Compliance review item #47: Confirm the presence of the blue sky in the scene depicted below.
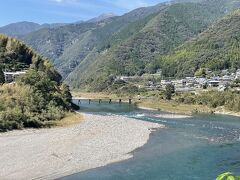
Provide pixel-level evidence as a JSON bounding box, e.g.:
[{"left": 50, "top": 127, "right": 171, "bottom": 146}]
[{"left": 0, "top": 0, "right": 168, "bottom": 26}]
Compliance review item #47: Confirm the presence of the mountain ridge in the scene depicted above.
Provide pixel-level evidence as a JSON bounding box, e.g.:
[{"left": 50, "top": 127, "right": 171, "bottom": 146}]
[
  {"left": 157, "top": 9, "right": 240, "bottom": 78},
  {"left": 11, "top": 0, "right": 240, "bottom": 91},
  {"left": 88, "top": 13, "right": 117, "bottom": 23},
  {"left": 21, "top": 1, "right": 169, "bottom": 78},
  {"left": 0, "top": 21, "right": 68, "bottom": 36},
  {"left": 65, "top": 0, "right": 240, "bottom": 90}
]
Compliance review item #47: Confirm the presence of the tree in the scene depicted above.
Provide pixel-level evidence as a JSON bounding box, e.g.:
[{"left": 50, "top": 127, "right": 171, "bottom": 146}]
[
  {"left": 202, "top": 83, "right": 208, "bottom": 89},
  {"left": 61, "top": 84, "right": 72, "bottom": 108},
  {"left": 0, "top": 34, "right": 75, "bottom": 132},
  {"left": 195, "top": 68, "right": 207, "bottom": 77},
  {"left": 165, "top": 84, "right": 175, "bottom": 100},
  {"left": 0, "top": 68, "right": 5, "bottom": 84}
]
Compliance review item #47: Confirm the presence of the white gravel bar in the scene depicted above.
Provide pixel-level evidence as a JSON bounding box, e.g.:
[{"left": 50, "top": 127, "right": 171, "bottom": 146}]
[{"left": 0, "top": 113, "right": 163, "bottom": 180}]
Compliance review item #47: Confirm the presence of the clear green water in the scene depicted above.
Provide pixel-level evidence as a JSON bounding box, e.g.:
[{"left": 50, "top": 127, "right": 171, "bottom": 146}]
[{"left": 63, "top": 100, "right": 240, "bottom": 180}]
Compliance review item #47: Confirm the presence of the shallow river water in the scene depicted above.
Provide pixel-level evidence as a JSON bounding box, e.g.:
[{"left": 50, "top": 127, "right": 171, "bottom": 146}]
[{"left": 63, "top": 100, "right": 240, "bottom": 180}]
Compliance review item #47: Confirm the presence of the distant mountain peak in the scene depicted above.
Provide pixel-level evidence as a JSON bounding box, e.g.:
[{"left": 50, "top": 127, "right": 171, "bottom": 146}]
[
  {"left": 0, "top": 21, "right": 68, "bottom": 36},
  {"left": 7, "top": 21, "right": 40, "bottom": 26},
  {"left": 0, "top": 22, "right": 41, "bottom": 36},
  {"left": 99, "top": 13, "right": 116, "bottom": 17},
  {"left": 88, "top": 13, "right": 117, "bottom": 23}
]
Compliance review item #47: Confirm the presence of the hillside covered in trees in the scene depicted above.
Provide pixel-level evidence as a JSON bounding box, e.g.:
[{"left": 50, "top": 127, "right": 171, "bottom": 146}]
[
  {"left": 65, "top": 0, "right": 240, "bottom": 91},
  {"left": 0, "top": 34, "right": 75, "bottom": 132},
  {"left": 157, "top": 10, "right": 240, "bottom": 78},
  {"left": 16, "top": 0, "right": 240, "bottom": 91},
  {"left": 0, "top": 21, "right": 67, "bottom": 36},
  {"left": 21, "top": 3, "right": 168, "bottom": 79}
]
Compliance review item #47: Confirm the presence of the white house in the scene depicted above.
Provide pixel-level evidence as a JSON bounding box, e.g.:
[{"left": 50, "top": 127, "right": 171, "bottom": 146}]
[
  {"left": 4, "top": 71, "right": 26, "bottom": 83},
  {"left": 208, "top": 80, "right": 220, "bottom": 87},
  {"left": 235, "top": 69, "right": 240, "bottom": 79}
]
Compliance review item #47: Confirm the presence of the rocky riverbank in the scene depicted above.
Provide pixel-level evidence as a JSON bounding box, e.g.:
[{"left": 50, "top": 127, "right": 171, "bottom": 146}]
[{"left": 0, "top": 113, "right": 163, "bottom": 180}]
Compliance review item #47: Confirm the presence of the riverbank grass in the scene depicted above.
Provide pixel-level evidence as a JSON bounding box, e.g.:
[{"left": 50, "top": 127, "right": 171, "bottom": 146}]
[
  {"left": 56, "top": 112, "right": 83, "bottom": 127},
  {"left": 136, "top": 99, "right": 212, "bottom": 115}
]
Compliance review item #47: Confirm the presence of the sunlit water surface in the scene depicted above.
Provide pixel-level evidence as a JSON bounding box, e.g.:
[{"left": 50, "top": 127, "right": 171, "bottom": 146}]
[{"left": 62, "top": 100, "right": 240, "bottom": 180}]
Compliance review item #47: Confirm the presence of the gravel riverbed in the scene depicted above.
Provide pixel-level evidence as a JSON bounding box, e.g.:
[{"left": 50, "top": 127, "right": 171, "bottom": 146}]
[{"left": 0, "top": 113, "right": 163, "bottom": 180}]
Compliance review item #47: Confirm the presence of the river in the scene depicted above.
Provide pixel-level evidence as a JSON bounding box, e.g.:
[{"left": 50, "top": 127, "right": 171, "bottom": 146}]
[{"left": 63, "top": 99, "right": 240, "bottom": 180}]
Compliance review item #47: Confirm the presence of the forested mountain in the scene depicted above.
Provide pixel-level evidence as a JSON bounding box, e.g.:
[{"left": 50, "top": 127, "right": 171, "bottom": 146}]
[
  {"left": 157, "top": 10, "right": 240, "bottom": 78},
  {"left": 0, "top": 22, "right": 41, "bottom": 36},
  {"left": 19, "top": 0, "right": 240, "bottom": 91},
  {"left": 22, "top": 22, "right": 101, "bottom": 61},
  {"left": 65, "top": 0, "right": 240, "bottom": 90},
  {"left": 0, "top": 21, "right": 67, "bottom": 36},
  {"left": 0, "top": 34, "right": 74, "bottom": 131},
  {"left": 21, "top": 2, "right": 169, "bottom": 78}
]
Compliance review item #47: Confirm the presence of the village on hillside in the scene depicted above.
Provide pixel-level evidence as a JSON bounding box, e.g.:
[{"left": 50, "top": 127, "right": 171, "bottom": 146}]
[
  {"left": 3, "top": 68, "right": 240, "bottom": 93},
  {"left": 116, "top": 69, "right": 240, "bottom": 92}
]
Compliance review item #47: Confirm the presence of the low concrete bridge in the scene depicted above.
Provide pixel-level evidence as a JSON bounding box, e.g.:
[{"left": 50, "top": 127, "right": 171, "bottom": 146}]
[{"left": 74, "top": 98, "right": 133, "bottom": 105}]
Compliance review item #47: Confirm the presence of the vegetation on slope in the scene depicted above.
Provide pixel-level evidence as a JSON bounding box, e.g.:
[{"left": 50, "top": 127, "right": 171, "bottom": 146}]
[
  {"left": 157, "top": 10, "right": 240, "bottom": 78},
  {"left": 19, "top": 0, "right": 240, "bottom": 91},
  {"left": 0, "top": 22, "right": 43, "bottom": 36},
  {"left": 104, "top": 2, "right": 227, "bottom": 74},
  {"left": 22, "top": 22, "right": 100, "bottom": 63},
  {"left": 66, "top": 0, "right": 240, "bottom": 91},
  {"left": 0, "top": 34, "right": 76, "bottom": 132},
  {"left": 22, "top": 3, "right": 168, "bottom": 79},
  {"left": 0, "top": 21, "right": 67, "bottom": 36}
]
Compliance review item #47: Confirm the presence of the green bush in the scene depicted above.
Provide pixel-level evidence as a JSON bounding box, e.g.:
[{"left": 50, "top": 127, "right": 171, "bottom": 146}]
[
  {"left": 0, "top": 35, "right": 74, "bottom": 132},
  {"left": 176, "top": 91, "right": 240, "bottom": 112}
]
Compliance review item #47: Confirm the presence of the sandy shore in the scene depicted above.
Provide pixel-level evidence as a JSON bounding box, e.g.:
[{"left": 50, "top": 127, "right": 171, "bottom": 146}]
[
  {"left": 154, "top": 114, "right": 192, "bottom": 119},
  {"left": 139, "top": 106, "right": 240, "bottom": 118},
  {"left": 138, "top": 106, "right": 192, "bottom": 118},
  {"left": 215, "top": 111, "right": 240, "bottom": 117},
  {"left": 0, "top": 113, "right": 163, "bottom": 180}
]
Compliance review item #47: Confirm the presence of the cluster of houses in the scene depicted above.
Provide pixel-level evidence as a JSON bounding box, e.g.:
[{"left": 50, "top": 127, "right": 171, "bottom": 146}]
[
  {"left": 116, "top": 69, "right": 240, "bottom": 92},
  {"left": 4, "top": 68, "right": 239, "bottom": 92}
]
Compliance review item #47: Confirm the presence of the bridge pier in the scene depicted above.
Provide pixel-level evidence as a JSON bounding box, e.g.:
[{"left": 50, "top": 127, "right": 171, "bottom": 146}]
[{"left": 76, "top": 98, "right": 132, "bottom": 105}]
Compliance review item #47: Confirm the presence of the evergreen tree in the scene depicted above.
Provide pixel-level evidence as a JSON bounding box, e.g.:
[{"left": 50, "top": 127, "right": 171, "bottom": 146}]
[
  {"left": 61, "top": 84, "right": 72, "bottom": 107},
  {"left": 165, "top": 84, "right": 175, "bottom": 100}
]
